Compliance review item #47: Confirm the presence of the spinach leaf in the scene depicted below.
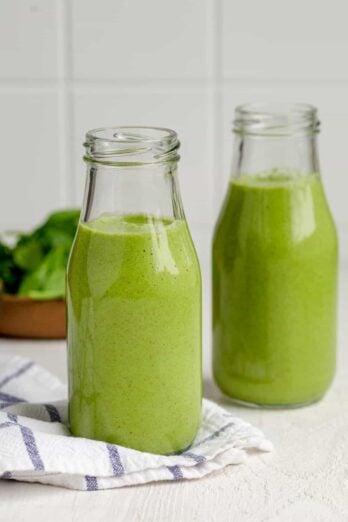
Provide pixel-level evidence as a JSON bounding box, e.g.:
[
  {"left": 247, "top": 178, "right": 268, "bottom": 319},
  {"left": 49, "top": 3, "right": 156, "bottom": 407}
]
[
  {"left": 18, "top": 245, "right": 70, "bottom": 300},
  {"left": 0, "top": 209, "right": 80, "bottom": 299},
  {"left": 0, "top": 242, "right": 23, "bottom": 294},
  {"left": 13, "top": 236, "right": 45, "bottom": 271}
]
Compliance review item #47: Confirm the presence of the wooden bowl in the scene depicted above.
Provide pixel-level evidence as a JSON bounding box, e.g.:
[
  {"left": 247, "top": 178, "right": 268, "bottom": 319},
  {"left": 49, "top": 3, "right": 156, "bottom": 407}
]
[{"left": 0, "top": 295, "right": 66, "bottom": 339}]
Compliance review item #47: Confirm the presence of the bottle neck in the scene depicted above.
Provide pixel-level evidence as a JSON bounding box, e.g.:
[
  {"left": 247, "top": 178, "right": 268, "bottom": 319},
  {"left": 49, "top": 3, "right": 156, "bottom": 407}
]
[
  {"left": 81, "top": 126, "right": 185, "bottom": 223},
  {"left": 231, "top": 102, "right": 320, "bottom": 179},
  {"left": 82, "top": 160, "right": 185, "bottom": 223},
  {"left": 230, "top": 133, "right": 320, "bottom": 179}
]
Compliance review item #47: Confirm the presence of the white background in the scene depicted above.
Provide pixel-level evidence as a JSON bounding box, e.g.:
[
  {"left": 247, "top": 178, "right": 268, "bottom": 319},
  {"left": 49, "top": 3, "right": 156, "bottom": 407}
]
[{"left": 0, "top": 0, "right": 347, "bottom": 269}]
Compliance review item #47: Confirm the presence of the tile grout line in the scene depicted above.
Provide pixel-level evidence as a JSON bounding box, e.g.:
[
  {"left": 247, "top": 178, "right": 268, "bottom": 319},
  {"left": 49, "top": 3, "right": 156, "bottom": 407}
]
[
  {"left": 0, "top": 76, "right": 348, "bottom": 92},
  {"left": 57, "top": 0, "right": 75, "bottom": 207},
  {"left": 4, "top": 77, "right": 348, "bottom": 90},
  {"left": 205, "top": 0, "right": 216, "bottom": 227},
  {"left": 199, "top": 0, "right": 222, "bottom": 336},
  {"left": 210, "top": 0, "right": 224, "bottom": 216}
]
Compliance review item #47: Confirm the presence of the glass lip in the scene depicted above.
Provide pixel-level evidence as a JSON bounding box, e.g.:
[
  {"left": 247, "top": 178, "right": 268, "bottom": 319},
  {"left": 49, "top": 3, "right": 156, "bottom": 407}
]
[
  {"left": 84, "top": 126, "right": 180, "bottom": 166},
  {"left": 234, "top": 102, "right": 320, "bottom": 136},
  {"left": 86, "top": 125, "right": 177, "bottom": 144}
]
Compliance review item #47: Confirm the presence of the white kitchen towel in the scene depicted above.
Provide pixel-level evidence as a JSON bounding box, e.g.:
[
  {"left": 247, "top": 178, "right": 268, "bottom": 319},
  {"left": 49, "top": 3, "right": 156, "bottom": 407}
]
[{"left": 0, "top": 353, "right": 272, "bottom": 490}]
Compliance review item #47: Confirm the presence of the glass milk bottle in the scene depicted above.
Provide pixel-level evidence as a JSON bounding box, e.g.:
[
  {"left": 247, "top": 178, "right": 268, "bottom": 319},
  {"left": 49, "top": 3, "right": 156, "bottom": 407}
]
[
  {"left": 213, "top": 104, "right": 338, "bottom": 407},
  {"left": 67, "top": 127, "right": 202, "bottom": 453}
]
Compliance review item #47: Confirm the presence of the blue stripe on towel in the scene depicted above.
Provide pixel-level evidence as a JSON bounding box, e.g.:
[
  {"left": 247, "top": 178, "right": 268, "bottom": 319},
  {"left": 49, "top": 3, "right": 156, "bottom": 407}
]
[
  {"left": 3, "top": 413, "right": 44, "bottom": 471},
  {"left": 19, "top": 425, "right": 45, "bottom": 471},
  {"left": 0, "top": 413, "right": 18, "bottom": 429},
  {"left": 0, "top": 421, "right": 14, "bottom": 430},
  {"left": 2, "top": 413, "right": 44, "bottom": 471},
  {"left": 0, "top": 402, "right": 16, "bottom": 410},
  {"left": 7, "top": 412, "right": 18, "bottom": 423},
  {"left": 106, "top": 444, "right": 124, "bottom": 476},
  {"left": 0, "top": 361, "right": 34, "bottom": 389},
  {"left": 191, "top": 422, "right": 235, "bottom": 449},
  {"left": 167, "top": 465, "right": 184, "bottom": 480},
  {"left": 85, "top": 475, "right": 98, "bottom": 490},
  {"left": 183, "top": 451, "right": 206, "bottom": 464},
  {"left": 0, "top": 391, "right": 26, "bottom": 404},
  {"left": 44, "top": 404, "right": 61, "bottom": 423}
]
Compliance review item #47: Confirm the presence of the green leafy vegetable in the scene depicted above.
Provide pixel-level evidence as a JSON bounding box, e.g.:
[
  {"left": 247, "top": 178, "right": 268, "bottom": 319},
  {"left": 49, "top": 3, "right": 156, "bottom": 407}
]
[
  {"left": 0, "top": 243, "right": 23, "bottom": 294},
  {"left": 18, "top": 246, "right": 70, "bottom": 299},
  {"left": 13, "top": 237, "right": 44, "bottom": 272},
  {"left": 0, "top": 209, "right": 80, "bottom": 300}
]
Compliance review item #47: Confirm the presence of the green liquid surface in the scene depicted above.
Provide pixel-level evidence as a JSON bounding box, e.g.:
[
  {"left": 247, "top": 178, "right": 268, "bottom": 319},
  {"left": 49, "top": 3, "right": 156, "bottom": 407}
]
[
  {"left": 213, "top": 172, "right": 338, "bottom": 406},
  {"left": 67, "top": 214, "right": 202, "bottom": 454}
]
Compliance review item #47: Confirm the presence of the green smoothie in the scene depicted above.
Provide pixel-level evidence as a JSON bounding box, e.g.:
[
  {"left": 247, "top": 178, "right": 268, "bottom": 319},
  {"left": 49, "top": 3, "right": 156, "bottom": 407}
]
[
  {"left": 67, "top": 214, "right": 202, "bottom": 454},
  {"left": 213, "top": 171, "right": 338, "bottom": 406}
]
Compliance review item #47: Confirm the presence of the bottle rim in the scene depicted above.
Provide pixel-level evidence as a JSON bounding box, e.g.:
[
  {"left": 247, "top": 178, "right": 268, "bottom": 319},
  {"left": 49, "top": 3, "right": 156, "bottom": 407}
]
[
  {"left": 84, "top": 126, "right": 180, "bottom": 166},
  {"left": 234, "top": 102, "right": 320, "bottom": 137}
]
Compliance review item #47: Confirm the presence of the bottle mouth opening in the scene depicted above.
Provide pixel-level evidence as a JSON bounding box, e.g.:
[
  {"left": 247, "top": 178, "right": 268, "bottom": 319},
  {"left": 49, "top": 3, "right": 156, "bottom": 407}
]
[
  {"left": 84, "top": 126, "right": 180, "bottom": 165},
  {"left": 234, "top": 103, "right": 320, "bottom": 137}
]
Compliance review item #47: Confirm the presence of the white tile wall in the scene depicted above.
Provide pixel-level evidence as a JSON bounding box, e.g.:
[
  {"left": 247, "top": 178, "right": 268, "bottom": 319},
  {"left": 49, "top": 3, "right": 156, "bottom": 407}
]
[
  {"left": 0, "top": 90, "right": 62, "bottom": 230},
  {"left": 71, "top": 0, "right": 209, "bottom": 80},
  {"left": 222, "top": 0, "right": 348, "bottom": 82},
  {"left": 0, "top": 1, "right": 59, "bottom": 79},
  {"left": 0, "top": 0, "right": 347, "bottom": 263}
]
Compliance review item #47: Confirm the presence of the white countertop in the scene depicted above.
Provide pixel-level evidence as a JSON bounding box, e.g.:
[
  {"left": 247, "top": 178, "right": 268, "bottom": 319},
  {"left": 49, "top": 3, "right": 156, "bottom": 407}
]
[{"left": 1, "top": 270, "right": 348, "bottom": 522}]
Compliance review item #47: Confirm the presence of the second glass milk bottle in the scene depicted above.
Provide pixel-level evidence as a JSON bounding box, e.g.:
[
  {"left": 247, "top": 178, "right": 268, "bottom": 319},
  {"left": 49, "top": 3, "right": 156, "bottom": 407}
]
[
  {"left": 67, "top": 127, "right": 202, "bottom": 453},
  {"left": 213, "top": 104, "right": 338, "bottom": 407}
]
